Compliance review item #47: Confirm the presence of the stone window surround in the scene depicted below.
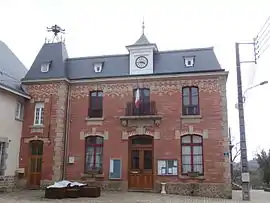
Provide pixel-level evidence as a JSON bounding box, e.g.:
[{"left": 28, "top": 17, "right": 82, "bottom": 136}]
[{"left": 23, "top": 135, "right": 50, "bottom": 144}]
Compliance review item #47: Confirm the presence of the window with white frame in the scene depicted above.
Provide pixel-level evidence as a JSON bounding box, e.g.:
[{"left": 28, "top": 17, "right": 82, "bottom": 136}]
[
  {"left": 15, "top": 102, "right": 24, "bottom": 120},
  {"left": 0, "top": 142, "right": 7, "bottom": 176},
  {"left": 41, "top": 62, "right": 51, "bottom": 73},
  {"left": 34, "top": 102, "right": 44, "bottom": 125},
  {"left": 184, "top": 56, "right": 195, "bottom": 68}
]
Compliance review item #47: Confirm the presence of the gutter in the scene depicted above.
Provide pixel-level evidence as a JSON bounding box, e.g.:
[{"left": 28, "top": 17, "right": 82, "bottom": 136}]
[
  {"left": 0, "top": 84, "right": 31, "bottom": 99},
  {"left": 61, "top": 83, "right": 71, "bottom": 180}
]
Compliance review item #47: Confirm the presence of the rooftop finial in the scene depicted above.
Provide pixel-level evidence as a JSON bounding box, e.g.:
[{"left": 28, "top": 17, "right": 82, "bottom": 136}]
[
  {"left": 46, "top": 24, "right": 65, "bottom": 43},
  {"left": 142, "top": 18, "right": 145, "bottom": 35}
]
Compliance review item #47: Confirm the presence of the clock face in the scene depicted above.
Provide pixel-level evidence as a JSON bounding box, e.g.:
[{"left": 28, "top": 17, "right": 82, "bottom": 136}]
[{"left": 135, "top": 56, "right": 148, "bottom": 69}]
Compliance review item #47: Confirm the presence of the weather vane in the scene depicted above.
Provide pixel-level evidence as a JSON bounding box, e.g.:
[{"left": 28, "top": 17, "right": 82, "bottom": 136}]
[
  {"left": 142, "top": 18, "right": 145, "bottom": 34},
  {"left": 45, "top": 24, "right": 65, "bottom": 43}
]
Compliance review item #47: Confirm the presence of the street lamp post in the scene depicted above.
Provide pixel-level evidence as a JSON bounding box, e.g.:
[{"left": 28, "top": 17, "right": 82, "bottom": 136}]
[{"left": 242, "top": 81, "right": 268, "bottom": 103}]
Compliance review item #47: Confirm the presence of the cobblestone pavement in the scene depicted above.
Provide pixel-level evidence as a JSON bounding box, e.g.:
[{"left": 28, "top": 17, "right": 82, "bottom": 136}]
[{"left": 0, "top": 190, "right": 269, "bottom": 203}]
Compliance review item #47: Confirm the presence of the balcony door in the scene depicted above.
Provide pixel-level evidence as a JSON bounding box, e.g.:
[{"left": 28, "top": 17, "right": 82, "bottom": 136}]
[
  {"left": 133, "top": 88, "right": 150, "bottom": 115},
  {"left": 128, "top": 135, "right": 153, "bottom": 191}
]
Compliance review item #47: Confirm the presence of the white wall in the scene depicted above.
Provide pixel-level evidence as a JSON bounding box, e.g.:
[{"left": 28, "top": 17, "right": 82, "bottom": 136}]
[{"left": 0, "top": 89, "right": 24, "bottom": 176}]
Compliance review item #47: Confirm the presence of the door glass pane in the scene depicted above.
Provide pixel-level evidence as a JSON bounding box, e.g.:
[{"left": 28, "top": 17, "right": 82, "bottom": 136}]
[
  {"left": 182, "top": 136, "right": 191, "bottom": 143},
  {"left": 182, "top": 164, "right": 191, "bottom": 173},
  {"left": 36, "top": 158, "right": 42, "bottom": 172},
  {"left": 191, "top": 87, "right": 198, "bottom": 105},
  {"left": 131, "top": 136, "right": 152, "bottom": 145},
  {"left": 30, "top": 158, "right": 36, "bottom": 172},
  {"left": 193, "top": 155, "right": 202, "bottom": 164},
  {"left": 192, "top": 136, "right": 202, "bottom": 143},
  {"left": 182, "top": 146, "right": 191, "bottom": 154},
  {"left": 31, "top": 142, "right": 43, "bottom": 155},
  {"left": 194, "top": 164, "right": 203, "bottom": 173},
  {"left": 143, "top": 150, "right": 152, "bottom": 170},
  {"left": 182, "top": 155, "right": 191, "bottom": 164},
  {"left": 131, "top": 150, "right": 139, "bottom": 169},
  {"left": 193, "top": 146, "right": 202, "bottom": 155}
]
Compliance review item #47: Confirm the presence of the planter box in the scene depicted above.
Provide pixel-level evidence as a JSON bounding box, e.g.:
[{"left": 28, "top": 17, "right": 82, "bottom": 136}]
[
  {"left": 45, "top": 188, "right": 66, "bottom": 199},
  {"left": 80, "top": 186, "right": 101, "bottom": 198},
  {"left": 66, "top": 188, "right": 80, "bottom": 198},
  {"left": 264, "top": 187, "right": 270, "bottom": 192}
]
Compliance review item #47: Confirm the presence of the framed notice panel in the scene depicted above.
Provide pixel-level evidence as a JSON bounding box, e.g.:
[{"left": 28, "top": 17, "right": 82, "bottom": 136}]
[
  {"left": 157, "top": 159, "right": 178, "bottom": 176},
  {"left": 109, "top": 158, "right": 122, "bottom": 179}
]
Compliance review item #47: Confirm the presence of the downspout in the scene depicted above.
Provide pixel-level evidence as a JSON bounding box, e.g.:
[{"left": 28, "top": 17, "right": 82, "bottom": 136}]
[{"left": 62, "top": 83, "right": 71, "bottom": 180}]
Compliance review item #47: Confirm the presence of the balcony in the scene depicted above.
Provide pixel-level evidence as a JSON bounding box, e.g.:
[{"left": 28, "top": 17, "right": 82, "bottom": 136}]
[{"left": 120, "top": 101, "right": 162, "bottom": 127}]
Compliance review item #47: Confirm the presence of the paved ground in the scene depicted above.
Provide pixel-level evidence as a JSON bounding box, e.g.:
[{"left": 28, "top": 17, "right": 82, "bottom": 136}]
[{"left": 0, "top": 190, "right": 269, "bottom": 203}]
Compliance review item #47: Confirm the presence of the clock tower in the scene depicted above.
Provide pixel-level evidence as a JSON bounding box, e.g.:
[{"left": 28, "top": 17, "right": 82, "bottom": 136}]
[{"left": 126, "top": 22, "right": 158, "bottom": 75}]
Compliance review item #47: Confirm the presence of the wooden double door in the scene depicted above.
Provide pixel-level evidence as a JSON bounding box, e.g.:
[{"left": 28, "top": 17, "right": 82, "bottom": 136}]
[
  {"left": 28, "top": 141, "right": 43, "bottom": 188},
  {"left": 128, "top": 135, "right": 153, "bottom": 190}
]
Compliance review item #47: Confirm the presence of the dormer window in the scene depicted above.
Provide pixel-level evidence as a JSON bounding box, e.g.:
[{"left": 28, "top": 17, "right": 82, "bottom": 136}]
[
  {"left": 184, "top": 56, "right": 195, "bottom": 68},
  {"left": 41, "top": 62, "right": 51, "bottom": 73},
  {"left": 94, "top": 63, "right": 103, "bottom": 73}
]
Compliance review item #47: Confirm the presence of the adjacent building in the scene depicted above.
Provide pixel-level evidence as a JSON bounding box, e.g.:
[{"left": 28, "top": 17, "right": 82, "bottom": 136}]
[
  {"left": 18, "top": 31, "right": 231, "bottom": 198},
  {"left": 0, "top": 41, "right": 30, "bottom": 191}
]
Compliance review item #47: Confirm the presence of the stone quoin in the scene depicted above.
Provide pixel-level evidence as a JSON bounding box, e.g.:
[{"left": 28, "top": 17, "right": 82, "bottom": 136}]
[{"left": 18, "top": 27, "right": 231, "bottom": 199}]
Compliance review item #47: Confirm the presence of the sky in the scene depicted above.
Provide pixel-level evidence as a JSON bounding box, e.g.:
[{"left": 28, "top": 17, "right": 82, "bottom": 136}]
[{"left": 0, "top": 0, "right": 269, "bottom": 160}]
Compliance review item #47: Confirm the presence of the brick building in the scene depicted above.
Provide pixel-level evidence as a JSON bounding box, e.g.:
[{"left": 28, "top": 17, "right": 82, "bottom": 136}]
[{"left": 18, "top": 30, "right": 231, "bottom": 198}]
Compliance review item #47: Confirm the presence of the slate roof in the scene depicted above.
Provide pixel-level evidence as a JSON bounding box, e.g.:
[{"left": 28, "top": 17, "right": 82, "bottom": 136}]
[
  {"left": 22, "top": 34, "right": 223, "bottom": 82},
  {"left": 134, "top": 33, "right": 151, "bottom": 45},
  {"left": 0, "top": 41, "right": 29, "bottom": 97}
]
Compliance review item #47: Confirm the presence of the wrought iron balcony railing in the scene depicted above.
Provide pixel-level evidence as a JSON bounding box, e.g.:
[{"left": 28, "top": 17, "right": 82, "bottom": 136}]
[{"left": 125, "top": 101, "right": 157, "bottom": 116}]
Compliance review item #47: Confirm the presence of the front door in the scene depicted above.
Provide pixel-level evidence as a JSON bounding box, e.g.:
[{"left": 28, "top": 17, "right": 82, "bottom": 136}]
[
  {"left": 128, "top": 135, "right": 153, "bottom": 190},
  {"left": 28, "top": 141, "right": 43, "bottom": 188}
]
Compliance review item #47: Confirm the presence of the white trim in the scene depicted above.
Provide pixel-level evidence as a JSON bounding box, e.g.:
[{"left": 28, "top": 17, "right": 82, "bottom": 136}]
[
  {"left": 0, "top": 84, "right": 30, "bottom": 99},
  {"left": 21, "top": 71, "right": 228, "bottom": 85},
  {"left": 34, "top": 102, "right": 44, "bottom": 125}
]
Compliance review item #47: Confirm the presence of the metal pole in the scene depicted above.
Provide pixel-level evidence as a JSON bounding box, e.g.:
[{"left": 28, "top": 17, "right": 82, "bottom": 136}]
[
  {"left": 229, "top": 128, "right": 233, "bottom": 184},
  {"left": 235, "top": 43, "right": 250, "bottom": 201}
]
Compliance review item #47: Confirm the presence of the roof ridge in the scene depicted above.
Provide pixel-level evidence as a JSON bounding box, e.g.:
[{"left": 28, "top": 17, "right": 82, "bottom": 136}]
[
  {"left": 67, "top": 53, "right": 129, "bottom": 61},
  {"left": 157, "top": 47, "right": 214, "bottom": 54}
]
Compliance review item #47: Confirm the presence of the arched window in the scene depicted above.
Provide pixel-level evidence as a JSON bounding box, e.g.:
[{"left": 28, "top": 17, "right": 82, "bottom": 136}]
[
  {"left": 85, "top": 136, "right": 104, "bottom": 173},
  {"left": 182, "top": 86, "right": 199, "bottom": 115},
  {"left": 181, "top": 135, "right": 203, "bottom": 175}
]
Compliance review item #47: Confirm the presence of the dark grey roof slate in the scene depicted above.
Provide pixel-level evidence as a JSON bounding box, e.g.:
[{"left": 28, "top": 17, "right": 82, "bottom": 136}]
[
  {"left": 22, "top": 41, "right": 222, "bottom": 82},
  {"left": 66, "top": 47, "right": 221, "bottom": 80},
  {"left": 0, "top": 41, "right": 29, "bottom": 96},
  {"left": 134, "top": 34, "right": 151, "bottom": 45},
  {"left": 22, "top": 42, "right": 68, "bottom": 81}
]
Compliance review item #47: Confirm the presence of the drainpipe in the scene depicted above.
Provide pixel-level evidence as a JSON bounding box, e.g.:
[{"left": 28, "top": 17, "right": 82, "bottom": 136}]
[{"left": 62, "top": 83, "right": 71, "bottom": 180}]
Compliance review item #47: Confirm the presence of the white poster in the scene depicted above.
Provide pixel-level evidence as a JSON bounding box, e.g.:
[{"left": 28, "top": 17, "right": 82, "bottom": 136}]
[
  {"left": 109, "top": 159, "right": 114, "bottom": 173},
  {"left": 173, "top": 160, "right": 177, "bottom": 167},
  {"left": 172, "top": 167, "right": 177, "bottom": 175},
  {"left": 168, "top": 168, "right": 173, "bottom": 174}
]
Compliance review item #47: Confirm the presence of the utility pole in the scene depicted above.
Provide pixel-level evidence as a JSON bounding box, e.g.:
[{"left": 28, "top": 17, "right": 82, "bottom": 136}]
[
  {"left": 235, "top": 42, "right": 251, "bottom": 201},
  {"left": 235, "top": 15, "right": 270, "bottom": 201}
]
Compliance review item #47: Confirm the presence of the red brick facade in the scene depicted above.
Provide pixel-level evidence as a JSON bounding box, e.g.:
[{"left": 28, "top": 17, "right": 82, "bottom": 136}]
[{"left": 19, "top": 72, "right": 231, "bottom": 198}]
